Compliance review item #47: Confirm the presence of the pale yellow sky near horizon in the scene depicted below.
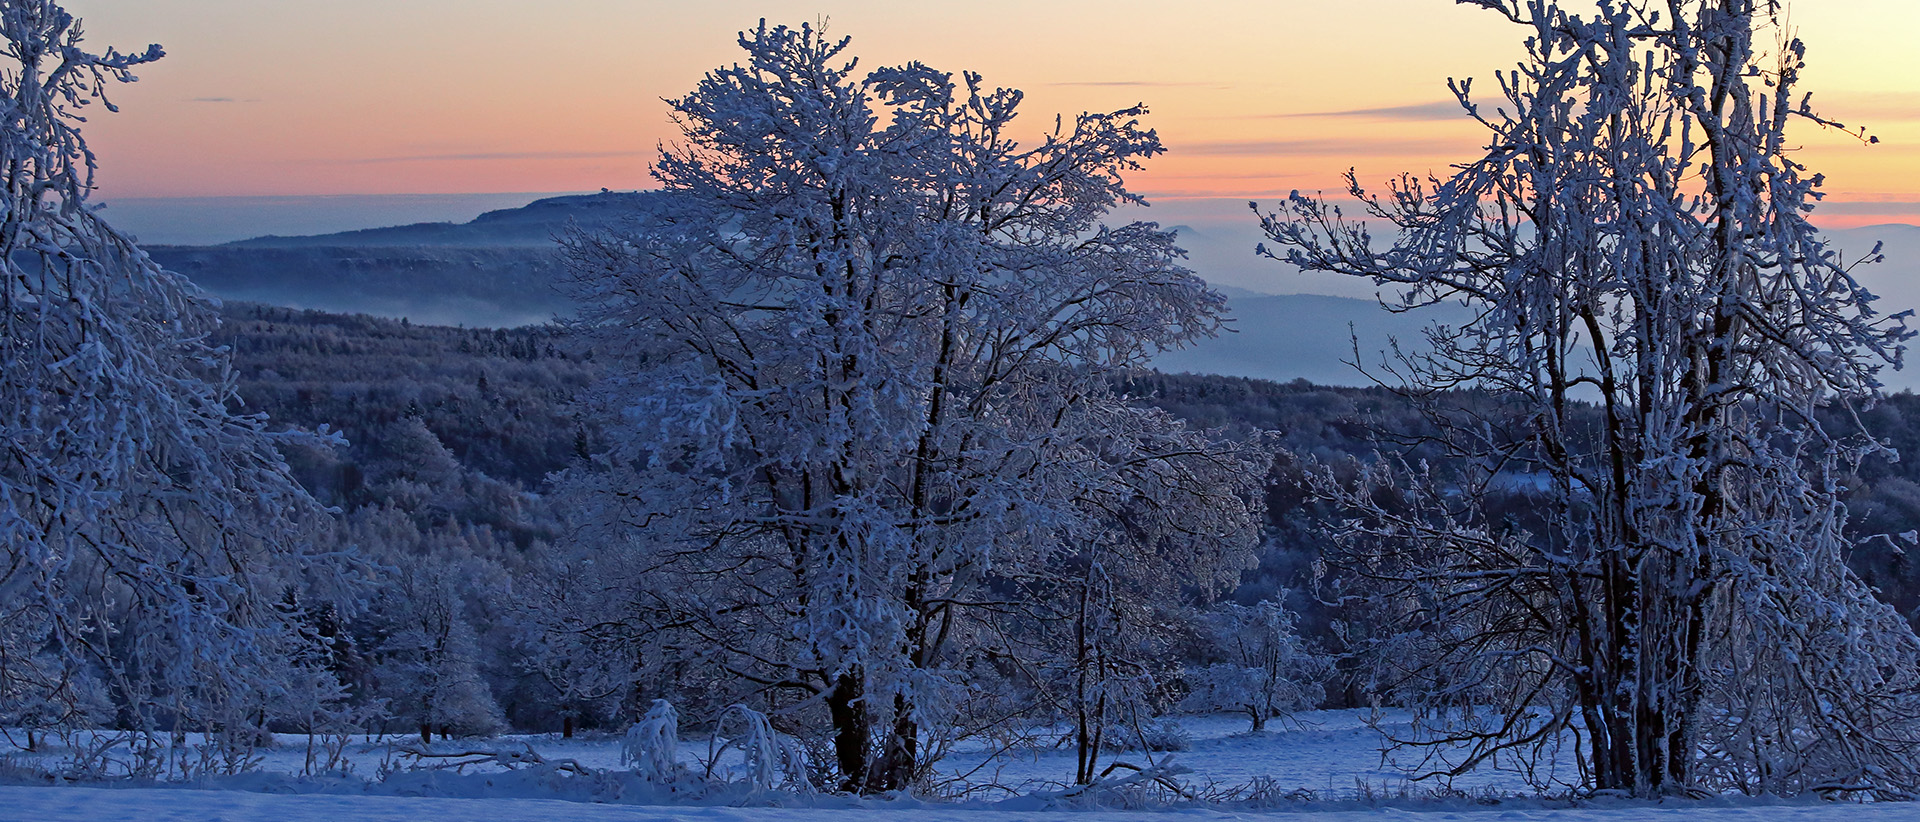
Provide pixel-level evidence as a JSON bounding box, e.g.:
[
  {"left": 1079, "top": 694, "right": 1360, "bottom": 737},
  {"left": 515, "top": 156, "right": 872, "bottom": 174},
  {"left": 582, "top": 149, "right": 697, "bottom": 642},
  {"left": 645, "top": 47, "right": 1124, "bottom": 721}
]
[{"left": 59, "top": 0, "right": 1920, "bottom": 225}]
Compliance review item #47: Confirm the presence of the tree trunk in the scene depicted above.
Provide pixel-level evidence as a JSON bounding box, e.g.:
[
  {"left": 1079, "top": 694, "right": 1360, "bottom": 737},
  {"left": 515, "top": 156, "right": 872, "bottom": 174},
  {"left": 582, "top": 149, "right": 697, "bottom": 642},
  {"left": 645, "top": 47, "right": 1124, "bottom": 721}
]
[
  {"left": 868, "top": 695, "right": 919, "bottom": 793},
  {"left": 1076, "top": 690, "right": 1107, "bottom": 785},
  {"left": 562, "top": 714, "right": 574, "bottom": 739},
  {"left": 1073, "top": 575, "right": 1101, "bottom": 785},
  {"left": 419, "top": 722, "right": 431, "bottom": 746},
  {"left": 825, "top": 670, "right": 870, "bottom": 793}
]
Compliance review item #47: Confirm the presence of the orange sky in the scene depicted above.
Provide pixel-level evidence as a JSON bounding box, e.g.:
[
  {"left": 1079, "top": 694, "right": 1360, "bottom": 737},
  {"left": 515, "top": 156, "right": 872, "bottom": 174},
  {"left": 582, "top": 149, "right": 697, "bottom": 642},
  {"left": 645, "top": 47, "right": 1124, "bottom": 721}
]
[{"left": 61, "top": 0, "right": 1920, "bottom": 225}]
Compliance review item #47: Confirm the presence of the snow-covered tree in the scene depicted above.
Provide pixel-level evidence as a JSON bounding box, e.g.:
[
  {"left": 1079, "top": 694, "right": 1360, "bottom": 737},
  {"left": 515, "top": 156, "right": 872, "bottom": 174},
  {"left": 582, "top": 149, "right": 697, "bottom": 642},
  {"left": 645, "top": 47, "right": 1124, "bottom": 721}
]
[
  {"left": 0, "top": 0, "right": 358, "bottom": 764},
  {"left": 1180, "top": 599, "right": 1327, "bottom": 733},
  {"left": 0, "top": 619, "right": 110, "bottom": 751},
  {"left": 997, "top": 410, "right": 1278, "bottom": 783},
  {"left": 347, "top": 510, "right": 509, "bottom": 742},
  {"left": 559, "top": 21, "right": 1270, "bottom": 793},
  {"left": 1258, "top": 0, "right": 1920, "bottom": 798},
  {"left": 510, "top": 539, "right": 654, "bottom": 737}
]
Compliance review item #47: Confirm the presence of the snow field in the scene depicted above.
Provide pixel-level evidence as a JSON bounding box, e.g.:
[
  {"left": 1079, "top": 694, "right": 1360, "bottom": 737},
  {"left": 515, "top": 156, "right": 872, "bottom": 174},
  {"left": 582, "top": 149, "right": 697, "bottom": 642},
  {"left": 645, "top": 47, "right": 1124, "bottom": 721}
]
[
  {"left": 9, "top": 785, "right": 1920, "bottom": 822},
  {"left": 3, "top": 710, "right": 1573, "bottom": 796}
]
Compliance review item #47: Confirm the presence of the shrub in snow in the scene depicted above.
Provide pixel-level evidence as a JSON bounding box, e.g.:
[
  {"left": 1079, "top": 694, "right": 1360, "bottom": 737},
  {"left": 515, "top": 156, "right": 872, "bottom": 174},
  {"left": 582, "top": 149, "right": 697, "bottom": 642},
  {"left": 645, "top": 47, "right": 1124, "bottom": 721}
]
[
  {"left": 705, "top": 703, "right": 812, "bottom": 793},
  {"left": 0, "top": 640, "right": 111, "bottom": 752},
  {"left": 621, "top": 699, "right": 685, "bottom": 785},
  {"left": 1099, "top": 717, "right": 1192, "bottom": 753},
  {"left": 1180, "top": 599, "right": 1329, "bottom": 732}
]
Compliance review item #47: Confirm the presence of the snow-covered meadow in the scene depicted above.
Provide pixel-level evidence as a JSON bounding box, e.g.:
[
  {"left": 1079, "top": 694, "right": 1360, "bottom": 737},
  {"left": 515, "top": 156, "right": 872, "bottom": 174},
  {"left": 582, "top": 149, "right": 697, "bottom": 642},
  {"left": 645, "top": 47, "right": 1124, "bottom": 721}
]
[
  {"left": 2, "top": 710, "right": 1902, "bottom": 821},
  {"left": 11, "top": 786, "right": 1920, "bottom": 822},
  {"left": 5, "top": 711, "right": 1513, "bottom": 795}
]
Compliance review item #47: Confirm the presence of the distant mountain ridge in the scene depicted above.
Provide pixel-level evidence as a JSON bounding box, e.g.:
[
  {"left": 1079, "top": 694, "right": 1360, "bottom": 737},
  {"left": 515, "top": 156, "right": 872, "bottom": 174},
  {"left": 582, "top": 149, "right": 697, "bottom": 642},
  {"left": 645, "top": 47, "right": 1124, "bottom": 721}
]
[
  {"left": 153, "top": 244, "right": 573, "bottom": 328},
  {"left": 122, "top": 193, "right": 1552, "bottom": 387},
  {"left": 147, "top": 192, "right": 1920, "bottom": 390},
  {"left": 146, "top": 192, "right": 670, "bottom": 327},
  {"left": 221, "top": 191, "right": 658, "bottom": 249}
]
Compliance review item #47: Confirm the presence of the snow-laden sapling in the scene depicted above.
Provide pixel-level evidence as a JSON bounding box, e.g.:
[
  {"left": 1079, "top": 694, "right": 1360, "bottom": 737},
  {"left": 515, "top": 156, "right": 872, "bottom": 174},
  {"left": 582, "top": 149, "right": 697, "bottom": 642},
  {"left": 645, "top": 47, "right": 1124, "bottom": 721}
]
[
  {"left": 622, "top": 699, "right": 686, "bottom": 785},
  {"left": 705, "top": 703, "right": 812, "bottom": 793},
  {"left": 1180, "top": 600, "right": 1329, "bottom": 732}
]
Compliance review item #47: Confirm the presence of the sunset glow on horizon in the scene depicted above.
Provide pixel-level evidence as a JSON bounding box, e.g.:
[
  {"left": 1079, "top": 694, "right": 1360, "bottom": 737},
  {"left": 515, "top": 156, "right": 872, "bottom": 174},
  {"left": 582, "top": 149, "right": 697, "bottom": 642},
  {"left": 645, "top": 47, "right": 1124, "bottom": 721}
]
[{"left": 64, "top": 0, "right": 1920, "bottom": 226}]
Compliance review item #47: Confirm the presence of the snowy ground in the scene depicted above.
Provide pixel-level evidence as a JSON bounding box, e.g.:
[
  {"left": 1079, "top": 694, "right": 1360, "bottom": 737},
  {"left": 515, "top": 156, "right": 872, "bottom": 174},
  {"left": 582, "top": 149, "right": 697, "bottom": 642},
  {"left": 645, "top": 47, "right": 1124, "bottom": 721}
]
[
  {"left": 935, "top": 710, "right": 1581, "bottom": 796},
  {"left": 3, "top": 710, "right": 1571, "bottom": 796},
  {"left": 9, "top": 786, "right": 1920, "bottom": 822},
  {"left": 2, "top": 711, "right": 1910, "bottom": 820}
]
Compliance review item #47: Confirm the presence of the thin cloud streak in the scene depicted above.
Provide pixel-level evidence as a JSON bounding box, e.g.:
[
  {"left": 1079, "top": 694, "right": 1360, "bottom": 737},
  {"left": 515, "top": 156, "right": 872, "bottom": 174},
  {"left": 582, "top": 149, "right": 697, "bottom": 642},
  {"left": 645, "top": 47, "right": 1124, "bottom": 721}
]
[
  {"left": 344, "top": 150, "right": 652, "bottom": 165},
  {"left": 1178, "top": 137, "right": 1474, "bottom": 157},
  {"left": 1258, "top": 101, "right": 1466, "bottom": 121},
  {"left": 1048, "top": 80, "right": 1233, "bottom": 89},
  {"left": 1817, "top": 92, "right": 1920, "bottom": 122},
  {"left": 1141, "top": 172, "right": 1310, "bottom": 181},
  {"left": 1138, "top": 189, "right": 1330, "bottom": 201},
  {"left": 1818, "top": 201, "right": 1920, "bottom": 214}
]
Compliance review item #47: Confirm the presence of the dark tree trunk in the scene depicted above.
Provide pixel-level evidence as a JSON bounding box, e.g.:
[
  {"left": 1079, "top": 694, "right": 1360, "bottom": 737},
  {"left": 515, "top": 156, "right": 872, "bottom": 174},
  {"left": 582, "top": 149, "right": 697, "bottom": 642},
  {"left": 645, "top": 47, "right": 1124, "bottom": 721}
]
[
  {"left": 868, "top": 694, "right": 919, "bottom": 793},
  {"left": 825, "top": 670, "right": 870, "bottom": 793},
  {"left": 1075, "top": 691, "right": 1107, "bottom": 785}
]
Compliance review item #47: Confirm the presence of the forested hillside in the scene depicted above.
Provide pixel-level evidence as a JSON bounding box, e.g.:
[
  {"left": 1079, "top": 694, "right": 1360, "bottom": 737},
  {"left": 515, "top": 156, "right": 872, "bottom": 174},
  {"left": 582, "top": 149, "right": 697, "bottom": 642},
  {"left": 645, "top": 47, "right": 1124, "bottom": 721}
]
[
  {"left": 211, "top": 305, "right": 592, "bottom": 735},
  {"left": 211, "top": 303, "right": 1920, "bottom": 733},
  {"left": 220, "top": 304, "right": 593, "bottom": 521}
]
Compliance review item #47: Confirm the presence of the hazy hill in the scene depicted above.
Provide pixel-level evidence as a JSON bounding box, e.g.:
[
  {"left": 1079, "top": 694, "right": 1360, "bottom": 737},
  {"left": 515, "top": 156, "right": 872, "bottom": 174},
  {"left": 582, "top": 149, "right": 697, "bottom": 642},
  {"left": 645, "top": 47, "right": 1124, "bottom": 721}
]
[
  {"left": 148, "top": 192, "right": 1920, "bottom": 389},
  {"left": 143, "top": 192, "right": 668, "bottom": 327},
  {"left": 223, "top": 191, "right": 656, "bottom": 249},
  {"left": 1154, "top": 293, "right": 1468, "bottom": 387},
  {"left": 152, "top": 244, "right": 573, "bottom": 328}
]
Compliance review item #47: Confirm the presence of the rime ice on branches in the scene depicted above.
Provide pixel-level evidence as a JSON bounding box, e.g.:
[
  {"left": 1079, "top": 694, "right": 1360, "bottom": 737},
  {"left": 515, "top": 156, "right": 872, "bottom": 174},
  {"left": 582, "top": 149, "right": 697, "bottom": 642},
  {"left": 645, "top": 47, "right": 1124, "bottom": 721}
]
[
  {"left": 0, "top": 0, "right": 360, "bottom": 773},
  {"left": 551, "top": 21, "right": 1273, "bottom": 793},
  {"left": 1259, "top": 0, "right": 1920, "bottom": 799}
]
